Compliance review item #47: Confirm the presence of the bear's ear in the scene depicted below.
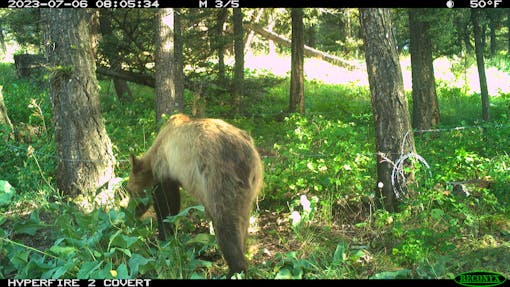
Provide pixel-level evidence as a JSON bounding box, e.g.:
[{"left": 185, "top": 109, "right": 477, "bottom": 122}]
[{"left": 129, "top": 154, "right": 143, "bottom": 174}]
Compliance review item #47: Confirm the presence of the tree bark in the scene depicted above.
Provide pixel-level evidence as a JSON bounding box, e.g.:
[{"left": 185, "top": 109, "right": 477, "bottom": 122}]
[
  {"left": 508, "top": 10, "right": 510, "bottom": 54},
  {"left": 215, "top": 9, "right": 228, "bottom": 84},
  {"left": 471, "top": 10, "right": 490, "bottom": 122},
  {"left": 360, "top": 8, "right": 416, "bottom": 211},
  {"left": 42, "top": 9, "right": 115, "bottom": 197},
  {"left": 0, "top": 22, "right": 6, "bottom": 57},
  {"left": 289, "top": 8, "right": 305, "bottom": 115},
  {"left": 409, "top": 9, "right": 439, "bottom": 130},
  {"left": 489, "top": 16, "right": 497, "bottom": 57},
  {"left": 174, "top": 9, "right": 184, "bottom": 112},
  {"left": 155, "top": 8, "right": 177, "bottom": 125},
  {"left": 233, "top": 8, "right": 244, "bottom": 115},
  {"left": 0, "top": 86, "right": 14, "bottom": 141}
]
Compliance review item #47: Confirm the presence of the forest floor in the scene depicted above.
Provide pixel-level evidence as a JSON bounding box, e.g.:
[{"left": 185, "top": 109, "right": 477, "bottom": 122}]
[
  {"left": 242, "top": 53, "right": 510, "bottom": 95},
  {"left": 1, "top": 54, "right": 510, "bottom": 279}
]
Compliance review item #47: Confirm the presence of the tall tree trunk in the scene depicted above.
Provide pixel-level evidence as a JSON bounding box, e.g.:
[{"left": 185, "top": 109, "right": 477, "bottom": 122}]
[
  {"left": 42, "top": 9, "right": 115, "bottom": 197},
  {"left": 233, "top": 8, "right": 244, "bottom": 115},
  {"left": 244, "top": 9, "right": 264, "bottom": 55},
  {"left": 471, "top": 10, "right": 490, "bottom": 121},
  {"left": 216, "top": 9, "right": 228, "bottom": 84},
  {"left": 489, "top": 16, "right": 497, "bottom": 57},
  {"left": 0, "top": 22, "right": 6, "bottom": 57},
  {"left": 155, "top": 8, "right": 177, "bottom": 125},
  {"left": 409, "top": 9, "right": 439, "bottom": 130},
  {"left": 267, "top": 13, "right": 278, "bottom": 56},
  {"left": 507, "top": 11, "right": 510, "bottom": 54},
  {"left": 174, "top": 8, "right": 184, "bottom": 112},
  {"left": 289, "top": 8, "right": 305, "bottom": 114},
  {"left": 0, "top": 86, "right": 14, "bottom": 141},
  {"left": 99, "top": 10, "right": 133, "bottom": 102},
  {"left": 360, "top": 8, "right": 416, "bottom": 211}
]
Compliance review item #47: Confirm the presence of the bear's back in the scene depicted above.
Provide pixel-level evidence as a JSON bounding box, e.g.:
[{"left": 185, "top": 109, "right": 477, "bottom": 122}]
[{"left": 151, "top": 117, "right": 263, "bottom": 207}]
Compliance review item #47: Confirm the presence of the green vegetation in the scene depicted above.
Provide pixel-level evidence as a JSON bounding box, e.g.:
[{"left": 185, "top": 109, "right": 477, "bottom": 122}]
[{"left": 1, "top": 57, "right": 509, "bottom": 279}]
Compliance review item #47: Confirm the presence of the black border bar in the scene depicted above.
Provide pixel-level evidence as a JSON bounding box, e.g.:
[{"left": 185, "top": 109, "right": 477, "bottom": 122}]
[{"left": 3, "top": 0, "right": 509, "bottom": 8}]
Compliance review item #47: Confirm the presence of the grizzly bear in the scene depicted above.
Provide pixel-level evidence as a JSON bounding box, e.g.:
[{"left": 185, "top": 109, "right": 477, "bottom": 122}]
[{"left": 126, "top": 113, "right": 263, "bottom": 277}]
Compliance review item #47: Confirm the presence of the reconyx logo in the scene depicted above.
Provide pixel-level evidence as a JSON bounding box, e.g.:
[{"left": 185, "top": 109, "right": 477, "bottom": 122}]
[{"left": 454, "top": 271, "right": 507, "bottom": 287}]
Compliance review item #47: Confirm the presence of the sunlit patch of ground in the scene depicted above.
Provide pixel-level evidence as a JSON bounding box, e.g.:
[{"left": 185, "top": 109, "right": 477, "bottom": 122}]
[{"left": 244, "top": 53, "right": 510, "bottom": 96}]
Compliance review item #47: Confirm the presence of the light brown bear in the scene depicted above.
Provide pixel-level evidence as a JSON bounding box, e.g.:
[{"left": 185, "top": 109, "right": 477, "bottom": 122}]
[{"left": 126, "top": 113, "right": 263, "bottom": 277}]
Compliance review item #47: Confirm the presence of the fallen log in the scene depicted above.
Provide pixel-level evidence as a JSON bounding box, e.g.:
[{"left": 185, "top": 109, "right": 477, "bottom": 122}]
[
  {"left": 96, "top": 66, "right": 155, "bottom": 88},
  {"left": 246, "top": 23, "right": 358, "bottom": 70}
]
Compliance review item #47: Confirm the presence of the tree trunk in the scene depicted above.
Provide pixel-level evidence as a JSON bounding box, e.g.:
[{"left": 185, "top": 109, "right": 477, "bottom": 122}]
[
  {"left": 155, "top": 8, "right": 177, "bottom": 125},
  {"left": 174, "top": 8, "right": 184, "bottom": 112},
  {"left": 215, "top": 9, "right": 228, "bottom": 84},
  {"left": 244, "top": 9, "right": 264, "bottom": 55},
  {"left": 267, "top": 13, "right": 277, "bottom": 56},
  {"left": 289, "top": 8, "right": 305, "bottom": 114},
  {"left": 233, "top": 8, "right": 244, "bottom": 115},
  {"left": 471, "top": 10, "right": 490, "bottom": 122},
  {"left": 0, "top": 86, "right": 14, "bottom": 141},
  {"left": 508, "top": 10, "right": 510, "bottom": 54},
  {"left": 409, "top": 9, "right": 439, "bottom": 130},
  {"left": 0, "top": 22, "right": 6, "bottom": 57},
  {"left": 42, "top": 9, "right": 115, "bottom": 197},
  {"left": 360, "top": 8, "right": 416, "bottom": 211},
  {"left": 489, "top": 16, "right": 497, "bottom": 57},
  {"left": 99, "top": 10, "right": 133, "bottom": 102}
]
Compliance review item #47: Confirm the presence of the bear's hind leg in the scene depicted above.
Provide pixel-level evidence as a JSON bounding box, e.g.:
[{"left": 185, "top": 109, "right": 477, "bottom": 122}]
[
  {"left": 213, "top": 213, "right": 249, "bottom": 277},
  {"left": 153, "top": 179, "right": 180, "bottom": 241}
]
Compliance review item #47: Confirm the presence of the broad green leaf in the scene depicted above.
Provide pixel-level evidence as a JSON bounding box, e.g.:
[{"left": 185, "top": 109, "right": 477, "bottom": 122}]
[
  {"left": 186, "top": 233, "right": 213, "bottom": 246},
  {"left": 332, "top": 242, "right": 347, "bottom": 265},
  {"left": 370, "top": 269, "right": 411, "bottom": 279},
  {"left": 275, "top": 268, "right": 293, "bottom": 279},
  {"left": 164, "top": 205, "right": 205, "bottom": 224},
  {"left": 121, "top": 235, "right": 139, "bottom": 248},
  {"left": 77, "top": 261, "right": 102, "bottom": 279},
  {"left": 13, "top": 213, "right": 44, "bottom": 236},
  {"left": 49, "top": 245, "right": 77, "bottom": 257},
  {"left": 115, "top": 263, "right": 129, "bottom": 279},
  {"left": 431, "top": 208, "right": 445, "bottom": 220},
  {"left": 117, "top": 247, "right": 132, "bottom": 257},
  {"left": 0, "top": 180, "right": 14, "bottom": 206},
  {"left": 128, "top": 254, "right": 150, "bottom": 276}
]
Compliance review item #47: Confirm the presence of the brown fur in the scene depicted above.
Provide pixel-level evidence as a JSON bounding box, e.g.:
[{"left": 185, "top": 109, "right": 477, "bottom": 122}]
[{"left": 126, "top": 114, "right": 263, "bottom": 277}]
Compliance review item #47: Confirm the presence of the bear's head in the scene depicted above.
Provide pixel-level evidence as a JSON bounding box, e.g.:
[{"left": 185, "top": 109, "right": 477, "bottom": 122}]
[
  {"left": 126, "top": 154, "right": 154, "bottom": 201},
  {"left": 168, "top": 113, "right": 190, "bottom": 127}
]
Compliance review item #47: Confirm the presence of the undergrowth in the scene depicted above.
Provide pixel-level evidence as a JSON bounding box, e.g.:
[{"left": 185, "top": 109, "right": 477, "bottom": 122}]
[{"left": 1, "top": 59, "right": 509, "bottom": 279}]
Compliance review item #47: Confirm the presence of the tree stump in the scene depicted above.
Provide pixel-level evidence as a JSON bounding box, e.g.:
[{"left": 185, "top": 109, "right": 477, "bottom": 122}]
[{"left": 13, "top": 54, "right": 45, "bottom": 78}]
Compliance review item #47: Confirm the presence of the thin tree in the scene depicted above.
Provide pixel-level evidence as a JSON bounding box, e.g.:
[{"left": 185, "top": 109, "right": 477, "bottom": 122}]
[
  {"left": 0, "top": 86, "right": 14, "bottom": 141},
  {"left": 360, "top": 8, "right": 416, "bottom": 211},
  {"left": 289, "top": 8, "right": 305, "bottom": 114},
  {"left": 508, "top": 10, "right": 510, "bottom": 54},
  {"left": 42, "top": 9, "right": 115, "bottom": 197},
  {"left": 174, "top": 8, "right": 184, "bottom": 109},
  {"left": 99, "top": 10, "right": 133, "bottom": 102},
  {"left": 215, "top": 9, "right": 228, "bottom": 84},
  {"left": 233, "top": 8, "right": 244, "bottom": 115},
  {"left": 409, "top": 9, "right": 439, "bottom": 130},
  {"left": 155, "top": 8, "right": 181, "bottom": 125},
  {"left": 471, "top": 9, "right": 490, "bottom": 121}
]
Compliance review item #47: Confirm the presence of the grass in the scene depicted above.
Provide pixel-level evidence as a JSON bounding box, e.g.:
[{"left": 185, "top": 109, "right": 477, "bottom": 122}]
[{"left": 0, "top": 55, "right": 509, "bottom": 279}]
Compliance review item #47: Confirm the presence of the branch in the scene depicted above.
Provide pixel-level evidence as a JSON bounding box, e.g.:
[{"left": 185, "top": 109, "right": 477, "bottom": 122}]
[{"left": 245, "top": 23, "right": 358, "bottom": 70}]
